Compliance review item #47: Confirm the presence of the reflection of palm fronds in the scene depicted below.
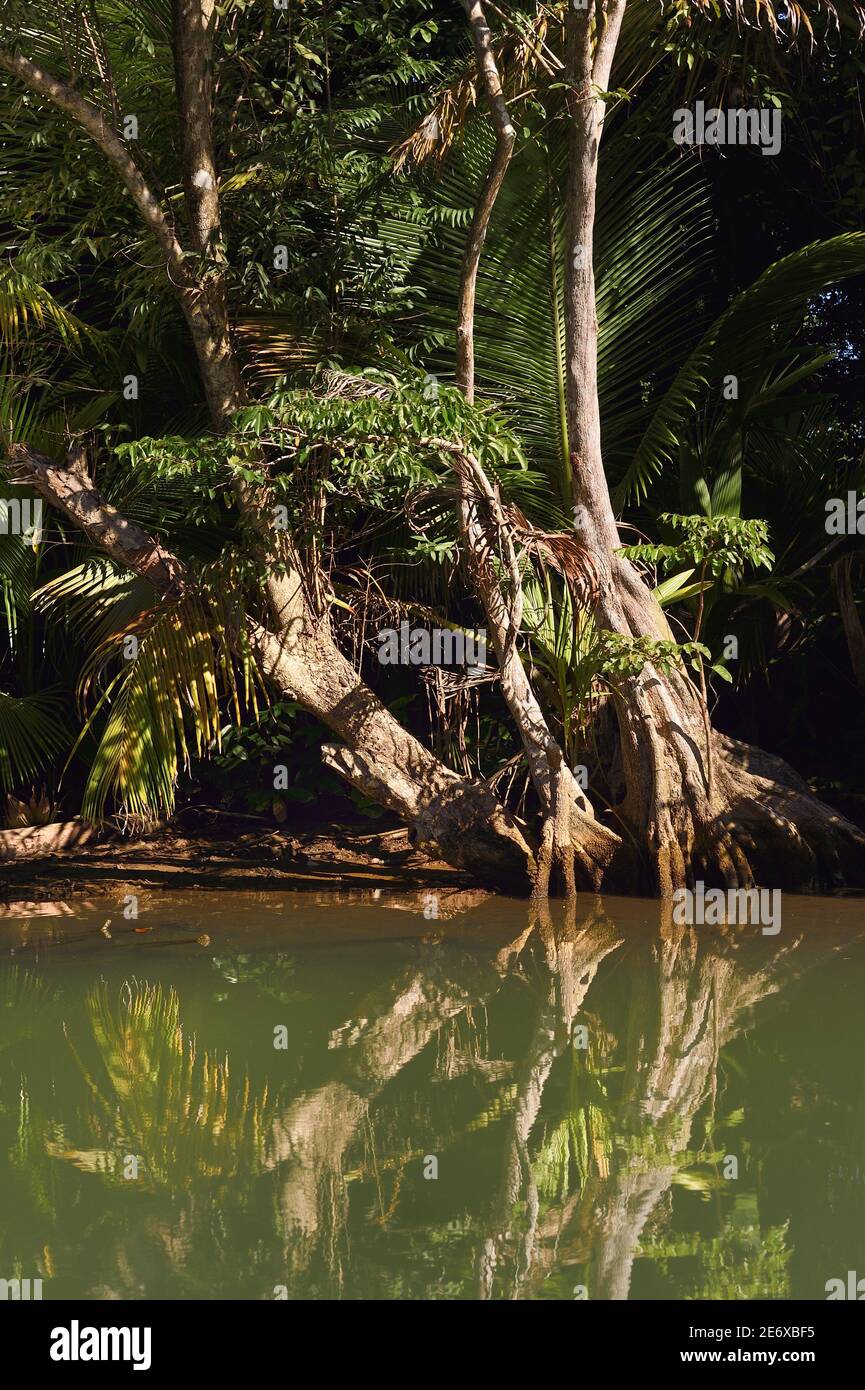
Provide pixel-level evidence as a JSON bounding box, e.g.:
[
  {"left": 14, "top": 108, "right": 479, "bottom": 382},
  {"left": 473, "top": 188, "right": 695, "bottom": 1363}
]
[
  {"left": 0, "top": 965, "right": 57, "bottom": 1053},
  {"left": 680, "top": 1219, "right": 791, "bottom": 1302},
  {"left": 54, "top": 980, "right": 275, "bottom": 1189},
  {"left": 534, "top": 1099, "right": 615, "bottom": 1202}
]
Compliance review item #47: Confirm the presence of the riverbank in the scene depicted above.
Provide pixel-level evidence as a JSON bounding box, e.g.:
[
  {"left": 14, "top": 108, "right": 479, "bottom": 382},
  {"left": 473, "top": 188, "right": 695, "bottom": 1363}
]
[{"left": 0, "top": 819, "right": 478, "bottom": 905}]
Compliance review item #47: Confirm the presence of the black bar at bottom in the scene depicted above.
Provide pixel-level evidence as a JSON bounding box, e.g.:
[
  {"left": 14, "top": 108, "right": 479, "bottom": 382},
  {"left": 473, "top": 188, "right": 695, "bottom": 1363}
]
[{"left": 3, "top": 1297, "right": 862, "bottom": 1376}]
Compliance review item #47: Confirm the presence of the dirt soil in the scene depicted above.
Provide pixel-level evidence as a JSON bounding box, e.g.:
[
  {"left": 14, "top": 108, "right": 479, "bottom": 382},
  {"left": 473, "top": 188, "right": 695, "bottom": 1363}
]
[{"left": 0, "top": 820, "right": 481, "bottom": 905}]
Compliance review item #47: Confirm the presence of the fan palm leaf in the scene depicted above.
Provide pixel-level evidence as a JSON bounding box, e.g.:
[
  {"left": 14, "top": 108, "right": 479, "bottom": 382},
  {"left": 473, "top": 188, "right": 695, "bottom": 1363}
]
[
  {"left": 0, "top": 689, "right": 67, "bottom": 793},
  {"left": 378, "top": 120, "right": 714, "bottom": 515}
]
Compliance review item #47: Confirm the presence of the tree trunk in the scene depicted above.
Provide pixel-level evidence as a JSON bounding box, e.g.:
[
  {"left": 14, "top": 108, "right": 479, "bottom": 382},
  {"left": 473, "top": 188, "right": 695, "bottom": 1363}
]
[
  {"left": 8, "top": 443, "right": 537, "bottom": 890},
  {"left": 561, "top": 1, "right": 865, "bottom": 894},
  {"left": 4, "top": 7, "right": 864, "bottom": 896},
  {"left": 0, "top": 11, "right": 551, "bottom": 891},
  {"left": 455, "top": 1, "right": 515, "bottom": 404},
  {"left": 447, "top": 444, "right": 625, "bottom": 891},
  {"left": 833, "top": 554, "right": 865, "bottom": 687},
  {"left": 453, "top": 3, "right": 625, "bottom": 894}
]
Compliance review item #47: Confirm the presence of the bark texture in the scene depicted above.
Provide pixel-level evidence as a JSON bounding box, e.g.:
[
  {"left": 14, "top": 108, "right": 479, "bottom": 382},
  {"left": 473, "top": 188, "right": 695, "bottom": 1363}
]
[
  {"left": 447, "top": 443, "right": 625, "bottom": 891},
  {"left": 456, "top": 1, "right": 516, "bottom": 404}
]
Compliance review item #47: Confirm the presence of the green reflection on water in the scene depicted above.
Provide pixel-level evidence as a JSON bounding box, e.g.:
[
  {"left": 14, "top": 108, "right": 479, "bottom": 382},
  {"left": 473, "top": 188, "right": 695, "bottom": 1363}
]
[{"left": 1, "top": 891, "right": 864, "bottom": 1300}]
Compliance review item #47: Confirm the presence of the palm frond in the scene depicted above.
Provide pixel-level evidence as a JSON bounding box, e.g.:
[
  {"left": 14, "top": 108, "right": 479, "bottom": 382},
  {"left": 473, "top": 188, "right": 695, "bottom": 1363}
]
[
  {"left": 382, "top": 121, "right": 713, "bottom": 512},
  {"left": 0, "top": 265, "right": 90, "bottom": 350},
  {"left": 34, "top": 557, "right": 145, "bottom": 648},
  {"left": 0, "top": 689, "right": 67, "bottom": 793},
  {"left": 75, "top": 584, "right": 263, "bottom": 827},
  {"left": 505, "top": 502, "right": 602, "bottom": 610},
  {"left": 692, "top": 0, "right": 864, "bottom": 43},
  {"left": 391, "top": 5, "right": 562, "bottom": 173},
  {"left": 622, "top": 232, "right": 865, "bottom": 504}
]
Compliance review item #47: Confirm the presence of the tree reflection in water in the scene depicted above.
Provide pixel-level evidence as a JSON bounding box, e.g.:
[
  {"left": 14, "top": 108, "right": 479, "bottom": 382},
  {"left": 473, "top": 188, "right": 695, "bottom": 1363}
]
[{"left": 0, "top": 894, "right": 861, "bottom": 1299}]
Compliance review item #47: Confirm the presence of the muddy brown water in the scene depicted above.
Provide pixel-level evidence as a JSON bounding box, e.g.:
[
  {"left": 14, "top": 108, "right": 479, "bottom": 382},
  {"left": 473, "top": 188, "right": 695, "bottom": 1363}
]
[{"left": 1, "top": 888, "right": 864, "bottom": 1300}]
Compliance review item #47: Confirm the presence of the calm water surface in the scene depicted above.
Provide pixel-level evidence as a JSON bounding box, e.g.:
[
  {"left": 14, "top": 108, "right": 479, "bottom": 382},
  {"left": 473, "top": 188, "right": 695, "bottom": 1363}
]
[{"left": 1, "top": 888, "right": 864, "bottom": 1300}]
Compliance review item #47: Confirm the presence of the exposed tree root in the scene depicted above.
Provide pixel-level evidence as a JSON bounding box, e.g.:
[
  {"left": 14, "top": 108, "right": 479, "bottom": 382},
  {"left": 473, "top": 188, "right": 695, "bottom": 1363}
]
[
  {"left": 553, "top": 555, "right": 865, "bottom": 897},
  {"left": 715, "top": 746, "right": 865, "bottom": 893},
  {"left": 594, "top": 653, "right": 865, "bottom": 896}
]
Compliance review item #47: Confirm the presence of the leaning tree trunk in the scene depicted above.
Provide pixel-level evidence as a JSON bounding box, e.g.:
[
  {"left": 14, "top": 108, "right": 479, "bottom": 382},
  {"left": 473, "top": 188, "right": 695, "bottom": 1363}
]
[
  {"left": 562, "top": 2, "right": 865, "bottom": 895},
  {"left": 3, "top": 4, "right": 863, "bottom": 897},
  {"left": 0, "top": 6, "right": 547, "bottom": 891},
  {"left": 8, "top": 444, "right": 537, "bottom": 891}
]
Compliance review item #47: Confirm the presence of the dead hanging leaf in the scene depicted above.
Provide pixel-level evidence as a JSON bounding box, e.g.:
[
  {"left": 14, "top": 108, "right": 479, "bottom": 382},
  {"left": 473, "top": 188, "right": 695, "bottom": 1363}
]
[
  {"left": 503, "top": 503, "right": 602, "bottom": 611},
  {"left": 420, "top": 664, "right": 499, "bottom": 698},
  {"left": 390, "top": 8, "right": 557, "bottom": 172}
]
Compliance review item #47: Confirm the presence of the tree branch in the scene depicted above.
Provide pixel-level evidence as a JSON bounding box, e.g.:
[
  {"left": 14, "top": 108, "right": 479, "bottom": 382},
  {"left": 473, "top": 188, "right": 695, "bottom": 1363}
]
[
  {"left": 7, "top": 443, "right": 187, "bottom": 593},
  {"left": 0, "top": 46, "right": 187, "bottom": 280},
  {"left": 450, "top": 5, "right": 580, "bottom": 844},
  {"left": 453, "top": 6, "right": 581, "bottom": 824},
  {"left": 173, "top": 0, "right": 222, "bottom": 257},
  {"left": 456, "top": 0, "right": 516, "bottom": 402},
  {"left": 0, "top": 34, "right": 248, "bottom": 429},
  {"left": 592, "top": 0, "right": 628, "bottom": 99},
  {"left": 428, "top": 438, "right": 596, "bottom": 829},
  {"left": 5, "top": 443, "right": 490, "bottom": 833}
]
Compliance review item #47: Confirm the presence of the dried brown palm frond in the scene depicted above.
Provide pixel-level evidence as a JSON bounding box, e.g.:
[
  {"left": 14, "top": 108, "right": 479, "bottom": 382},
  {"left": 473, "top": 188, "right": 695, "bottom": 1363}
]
[
  {"left": 54, "top": 1, "right": 122, "bottom": 129},
  {"left": 320, "top": 368, "right": 393, "bottom": 401},
  {"left": 694, "top": 0, "right": 864, "bottom": 43},
  {"left": 420, "top": 662, "right": 499, "bottom": 778},
  {"left": 420, "top": 664, "right": 499, "bottom": 697},
  {"left": 391, "top": 4, "right": 560, "bottom": 173},
  {"left": 233, "top": 316, "right": 337, "bottom": 382},
  {"left": 393, "top": 0, "right": 863, "bottom": 175},
  {"left": 503, "top": 503, "right": 602, "bottom": 613}
]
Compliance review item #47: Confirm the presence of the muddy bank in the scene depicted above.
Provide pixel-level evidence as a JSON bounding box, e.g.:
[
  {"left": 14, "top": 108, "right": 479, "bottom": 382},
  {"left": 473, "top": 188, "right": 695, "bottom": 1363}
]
[{"left": 0, "top": 820, "right": 482, "bottom": 905}]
